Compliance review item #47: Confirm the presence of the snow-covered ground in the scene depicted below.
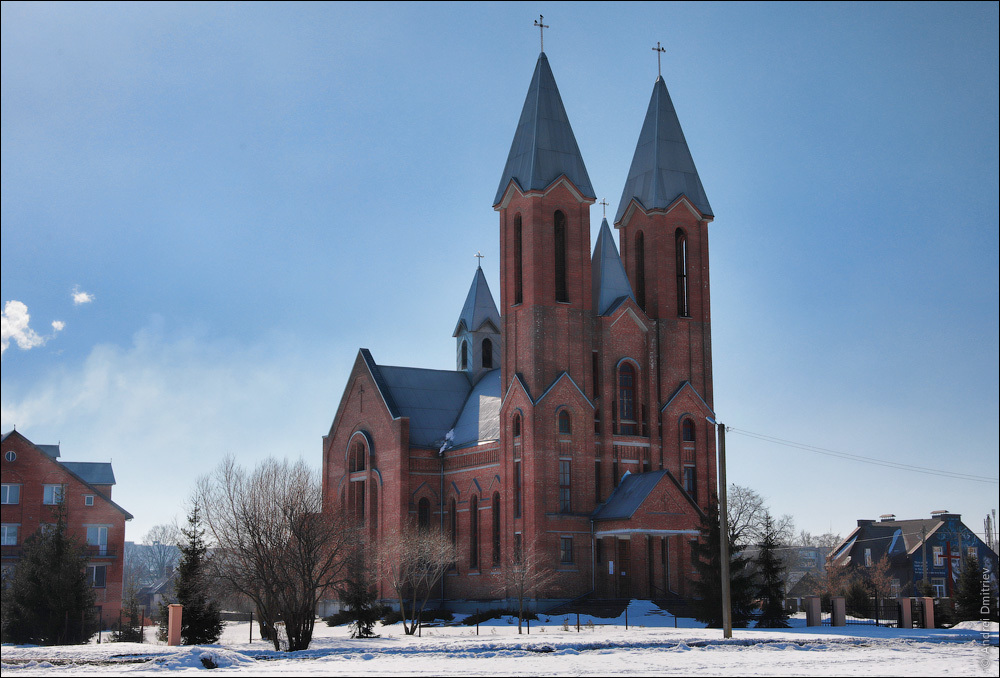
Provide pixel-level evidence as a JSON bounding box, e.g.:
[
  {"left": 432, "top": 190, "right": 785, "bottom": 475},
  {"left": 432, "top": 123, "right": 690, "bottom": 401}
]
[{"left": 2, "top": 601, "right": 997, "bottom": 676}]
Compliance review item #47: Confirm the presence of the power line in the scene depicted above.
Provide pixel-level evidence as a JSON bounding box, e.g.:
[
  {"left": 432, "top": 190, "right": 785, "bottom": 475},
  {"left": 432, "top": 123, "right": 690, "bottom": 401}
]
[{"left": 728, "top": 427, "right": 998, "bottom": 484}]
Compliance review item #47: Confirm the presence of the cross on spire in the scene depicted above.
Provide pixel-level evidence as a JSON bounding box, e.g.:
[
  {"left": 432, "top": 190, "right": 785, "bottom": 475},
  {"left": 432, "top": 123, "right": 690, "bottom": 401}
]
[
  {"left": 599, "top": 198, "right": 609, "bottom": 217},
  {"left": 534, "top": 15, "right": 549, "bottom": 52},
  {"left": 475, "top": 251, "right": 484, "bottom": 268},
  {"left": 652, "top": 41, "right": 666, "bottom": 77}
]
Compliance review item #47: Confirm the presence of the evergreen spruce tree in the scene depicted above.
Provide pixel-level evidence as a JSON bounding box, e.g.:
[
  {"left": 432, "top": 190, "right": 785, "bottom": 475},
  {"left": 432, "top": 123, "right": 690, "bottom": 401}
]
[
  {"left": 691, "top": 498, "right": 756, "bottom": 628},
  {"left": 755, "top": 511, "right": 790, "bottom": 628},
  {"left": 954, "top": 555, "right": 982, "bottom": 621},
  {"left": 171, "top": 504, "right": 224, "bottom": 645},
  {"left": 0, "top": 504, "right": 97, "bottom": 645},
  {"left": 336, "top": 544, "right": 381, "bottom": 639}
]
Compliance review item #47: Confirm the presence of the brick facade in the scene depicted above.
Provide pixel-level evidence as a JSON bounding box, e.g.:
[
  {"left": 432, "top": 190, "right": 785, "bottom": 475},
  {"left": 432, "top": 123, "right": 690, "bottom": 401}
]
[{"left": 1, "top": 430, "right": 133, "bottom": 625}]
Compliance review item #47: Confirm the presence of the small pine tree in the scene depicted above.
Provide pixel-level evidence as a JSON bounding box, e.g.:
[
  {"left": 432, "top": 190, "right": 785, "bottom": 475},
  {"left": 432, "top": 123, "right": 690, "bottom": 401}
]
[
  {"left": 172, "top": 504, "right": 224, "bottom": 645},
  {"left": 110, "top": 586, "right": 144, "bottom": 643},
  {"left": 755, "top": 511, "right": 790, "bottom": 628},
  {"left": 691, "top": 498, "right": 756, "bottom": 628},
  {"left": 954, "top": 555, "right": 982, "bottom": 621},
  {"left": 0, "top": 504, "right": 97, "bottom": 645},
  {"left": 337, "top": 545, "right": 381, "bottom": 639}
]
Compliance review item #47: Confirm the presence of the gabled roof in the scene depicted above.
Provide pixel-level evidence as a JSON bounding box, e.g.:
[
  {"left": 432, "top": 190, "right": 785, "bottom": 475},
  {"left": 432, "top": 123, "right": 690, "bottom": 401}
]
[
  {"left": 453, "top": 266, "right": 501, "bottom": 337},
  {"left": 60, "top": 461, "right": 115, "bottom": 486},
  {"left": 494, "top": 52, "right": 594, "bottom": 206},
  {"left": 615, "top": 76, "right": 712, "bottom": 224},
  {"left": 591, "top": 218, "right": 636, "bottom": 316},
  {"left": 593, "top": 470, "right": 670, "bottom": 521},
  {"left": 377, "top": 366, "right": 472, "bottom": 449}
]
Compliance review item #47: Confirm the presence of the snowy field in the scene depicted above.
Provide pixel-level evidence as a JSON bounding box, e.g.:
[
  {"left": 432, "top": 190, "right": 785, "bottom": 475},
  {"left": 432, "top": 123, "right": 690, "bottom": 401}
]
[{"left": 2, "top": 601, "right": 997, "bottom": 676}]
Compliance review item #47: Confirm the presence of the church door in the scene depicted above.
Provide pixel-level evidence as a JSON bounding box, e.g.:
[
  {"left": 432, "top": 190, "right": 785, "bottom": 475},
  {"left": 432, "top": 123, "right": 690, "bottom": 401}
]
[{"left": 617, "top": 539, "right": 631, "bottom": 599}]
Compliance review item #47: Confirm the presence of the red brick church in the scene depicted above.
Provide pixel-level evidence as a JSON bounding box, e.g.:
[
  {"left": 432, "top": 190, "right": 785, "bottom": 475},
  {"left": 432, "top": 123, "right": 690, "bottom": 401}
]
[{"left": 323, "top": 49, "right": 718, "bottom": 608}]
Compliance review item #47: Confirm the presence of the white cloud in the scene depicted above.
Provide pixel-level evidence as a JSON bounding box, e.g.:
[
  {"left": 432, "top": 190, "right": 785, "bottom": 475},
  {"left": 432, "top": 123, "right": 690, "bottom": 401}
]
[
  {"left": 72, "top": 286, "right": 95, "bottom": 305},
  {"left": 1, "top": 300, "right": 46, "bottom": 356},
  {"left": 52, "top": 320, "right": 66, "bottom": 332}
]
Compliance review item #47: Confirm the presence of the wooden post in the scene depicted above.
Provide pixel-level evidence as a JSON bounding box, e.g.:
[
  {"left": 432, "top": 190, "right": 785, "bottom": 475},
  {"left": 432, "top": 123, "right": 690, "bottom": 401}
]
[{"left": 167, "top": 604, "right": 183, "bottom": 646}]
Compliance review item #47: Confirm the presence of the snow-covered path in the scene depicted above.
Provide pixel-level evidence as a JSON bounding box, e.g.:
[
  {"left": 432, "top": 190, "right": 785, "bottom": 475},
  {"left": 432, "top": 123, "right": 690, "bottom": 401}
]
[{"left": 3, "top": 602, "right": 996, "bottom": 676}]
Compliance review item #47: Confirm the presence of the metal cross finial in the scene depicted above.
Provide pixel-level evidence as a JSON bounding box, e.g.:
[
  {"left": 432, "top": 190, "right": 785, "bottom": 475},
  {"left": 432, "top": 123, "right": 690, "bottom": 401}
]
[
  {"left": 599, "top": 198, "right": 609, "bottom": 218},
  {"left": 475, "top": 251, "right": 484, "bottom": 268},
  {"left": 652, "top": 41, "right": 666, "bottom": 77},
  {"left": 534, "top": 15, "right": 549, "bottom": 52}
]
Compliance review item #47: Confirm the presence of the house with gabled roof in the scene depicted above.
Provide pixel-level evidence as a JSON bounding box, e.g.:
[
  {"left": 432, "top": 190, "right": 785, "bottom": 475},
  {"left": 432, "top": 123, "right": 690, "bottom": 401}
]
[
  {"left": 2, "top": 430, "right": 133, "bottom": 625},
  {"left": 322, "top": 48, "right": 719, "bottom": 609},
  {"left": 828, "top": 511, "right": 998, "bottom": 599}
]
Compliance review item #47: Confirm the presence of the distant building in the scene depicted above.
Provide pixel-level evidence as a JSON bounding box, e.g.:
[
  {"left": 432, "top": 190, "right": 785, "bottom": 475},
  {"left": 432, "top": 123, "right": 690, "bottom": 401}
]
[
  {"left": 828, "top": 511, "right": 998, "bottom": 598},
  {"left": 2, "top": 430, "right": 133, "bottom": 625},
  {"left": 322, "top": 49, "right": 719, "bottom": 608}
]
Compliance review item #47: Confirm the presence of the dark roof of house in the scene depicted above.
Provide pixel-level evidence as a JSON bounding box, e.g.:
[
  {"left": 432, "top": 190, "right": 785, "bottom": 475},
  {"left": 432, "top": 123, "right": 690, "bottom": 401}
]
[
  {"left": 591, "top": 218, "right": 636, "bottom": 316},
  {"left": 615, "top": 75, "right": 712, "bottom": 224},
  {"left": 494, "top": 52, "right": 594, "bottom": 205},
  {"left": 593, "top": 469, "right": 669, "bottom": 521},
  {"left": 60, "top": 461, "right": 116, "bottom": 486},
  {"left": 453, "top": 266, "right": 501, "bottom": 336}
]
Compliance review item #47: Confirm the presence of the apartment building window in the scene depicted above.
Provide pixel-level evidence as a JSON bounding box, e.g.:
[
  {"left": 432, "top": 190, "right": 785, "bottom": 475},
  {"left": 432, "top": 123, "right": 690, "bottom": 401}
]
[
  {"left": 1, "top": 484, "right": 20, "bottom": 504},
  {"left": 43, "top": 484, "right": 64, "bottom": 505},
  {"left": 86, "top": 564, "right": 107, "bottom": 588},
  {"left": 1, "top": 524, "right": 18, "bottom": 546}
]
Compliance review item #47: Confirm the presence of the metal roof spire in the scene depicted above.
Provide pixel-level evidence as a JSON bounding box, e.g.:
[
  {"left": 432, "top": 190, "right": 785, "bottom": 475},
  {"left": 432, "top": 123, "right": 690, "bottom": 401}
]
[
  {"left": 591, "top": 217, "right": 636, "bottom": 315},
  {"left": 494, "top": 52, "right": 595, "bottom": 206},
  {"left": 614, "top": 66, "right": 713, "bottom": 224}
]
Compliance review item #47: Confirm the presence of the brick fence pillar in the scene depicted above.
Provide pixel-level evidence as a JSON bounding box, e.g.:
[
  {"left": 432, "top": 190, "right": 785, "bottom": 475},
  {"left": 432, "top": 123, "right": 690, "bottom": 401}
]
[
  {"left": 832, "top": 596, "right": 846, "bottom": 626},
  {"left": 921, "top": 597, "right": 934, "bottom": 629},
  {"left": 167, "top": 604, "right": 183, "bottom": 646},
  {"left": 805, "top": 596, "right": 822, "bottom": 627},
  {"left": 898, "top": 597, "right": 912, "bottom": 629}
]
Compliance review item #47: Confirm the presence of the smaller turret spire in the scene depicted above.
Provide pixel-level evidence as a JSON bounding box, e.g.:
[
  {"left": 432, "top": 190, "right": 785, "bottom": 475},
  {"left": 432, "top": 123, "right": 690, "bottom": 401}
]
[{"left": 591, "top": 218, "right": 636, "bottom": 316}]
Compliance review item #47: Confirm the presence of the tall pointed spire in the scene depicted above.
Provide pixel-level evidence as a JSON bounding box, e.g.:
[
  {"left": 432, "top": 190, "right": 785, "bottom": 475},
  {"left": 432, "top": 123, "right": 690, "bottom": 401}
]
[
  {"left": 614, "top": 76, "right": 712, "bottom": 224},
  {"left": 494, "top": 53, "right": 595, "bottom": 206},
  {"left": 453, "top": 266, "right": 501, "bottom": 337},
  {"left": 591, "top": 217, "right": 635, "bottom": 316}
]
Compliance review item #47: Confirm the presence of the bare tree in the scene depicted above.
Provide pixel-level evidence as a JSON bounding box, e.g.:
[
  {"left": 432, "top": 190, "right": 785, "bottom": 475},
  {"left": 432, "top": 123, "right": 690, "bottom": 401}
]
[
  {"left": 496, "top": 537, "right": 558, "bottom": 634},
  {"left": 379, "top": 525, "right": 455, "bottom": 635},
  {"left": 727, "top": 484, "right": 794, "bottom": 548},
  {"left": 198, "top": 456, "right": 354, "bottom": 651},
  {"left": 141, "top": 524, "right": 182, "bottom": 580}
]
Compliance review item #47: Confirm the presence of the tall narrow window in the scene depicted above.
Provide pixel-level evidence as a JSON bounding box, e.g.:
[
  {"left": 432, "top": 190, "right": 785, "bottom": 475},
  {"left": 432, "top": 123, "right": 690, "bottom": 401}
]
[
  {"left": 559, "top": 460, "right": 571, "bottom": 513},
  {"left": 682, "top": 419, "right": 696, "bottom": 442},
  {"left": 682, "top": 465, "right": 697, "bottom": 502},
  {"left": 592, "top": 351, "right": 600, "bottom": 397},
  {"left": 558, "top": 410, "right": 571, "bottom": 435},
  {"left": 675, "top": 229, "right": 689, "bottom": 317},
  {"left": 469, "top": 495, "right": 479, "bottom": 569},
  {"left": 492, "top": 492, "right": 501, "bottom": 566},
  {"left": 418, "top": 497, "right": 431, "bottom": 530},
  {"left": 514, "top": 461, "right": 522, "bottom": 518},
  {"left": 513, "top": 413, "right": 521, "bottom": 437},
  {"left": 635, "top": 231, "right": 646, "bottom": 312},
  {"left": 514, "top": 214, "right": 523, "bottom": 305},
  {"left": 350, "top": 441, "right": 366, "bottom": 472},
  {"left": 460, "top": 340, "right": 468, "bottom": 370},
  {"left": 560, "top": 537, "right": 574, "bottom": 564},
  {"left": 482, "top": 338, "right": 493, "bottom": 369},
  {"left": 594, "top": 460, "right": 602, "bottom": 504},
  {"left": 554, "top": 211, "right": 568, "bottom": 302},
  {"left": 618, "top": 363, "right": 637, "bottom": 435}
]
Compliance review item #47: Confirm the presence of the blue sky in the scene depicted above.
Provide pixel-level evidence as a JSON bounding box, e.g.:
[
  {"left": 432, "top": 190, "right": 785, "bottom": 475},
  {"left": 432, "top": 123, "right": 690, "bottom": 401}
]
[{"left": 2, "top": 2, "right": 998, "bottom": 542}]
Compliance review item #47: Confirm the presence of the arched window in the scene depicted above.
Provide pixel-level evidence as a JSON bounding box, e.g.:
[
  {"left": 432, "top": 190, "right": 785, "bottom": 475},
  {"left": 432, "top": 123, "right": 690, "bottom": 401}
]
[
  {"left": 558, "top": 410, "right": 571, "bottom": 435},
  {"left": 482, "top": 338, "right": 493, "bottom": 369},
  {"left": 418, "top": 497, "right": 431, "bottom": 530},
  {"left": 460, "top": 340, "right": 468, "bottom": 370},
  {"left": 635, "top": 231, "right": 646, "bottom": 312},
  {"left": 514, "top": 214, "right": 523, "bottom": 305},
  {"left": 512, "top": 413, "right": 521, "bottom": 437},
  {"left": 682, "top": 419, "right": 696, "bottom": 443},
  {"left": 554, "top": 211, "right": 568, "bottom": 302},
  {"left": 675, "top": 228, "right": 689, "bottom": 317},
  {"left": 618, "top": 363, "right": 637, "bottom": 435},
  {"left": 469, "top": 495, "right": 479, "bottom": 569},
  {"left": 350, "top": 441, "right": 366, "bottom": 472},
  {"left": 492, "top": 492, "right": 501, "bottom": 566}
]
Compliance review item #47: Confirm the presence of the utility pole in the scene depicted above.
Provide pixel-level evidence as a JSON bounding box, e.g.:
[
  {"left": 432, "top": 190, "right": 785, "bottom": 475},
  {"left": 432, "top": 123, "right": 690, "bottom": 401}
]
[{"left": 717, "top": 421, "right": 733, "bottom": 639}]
